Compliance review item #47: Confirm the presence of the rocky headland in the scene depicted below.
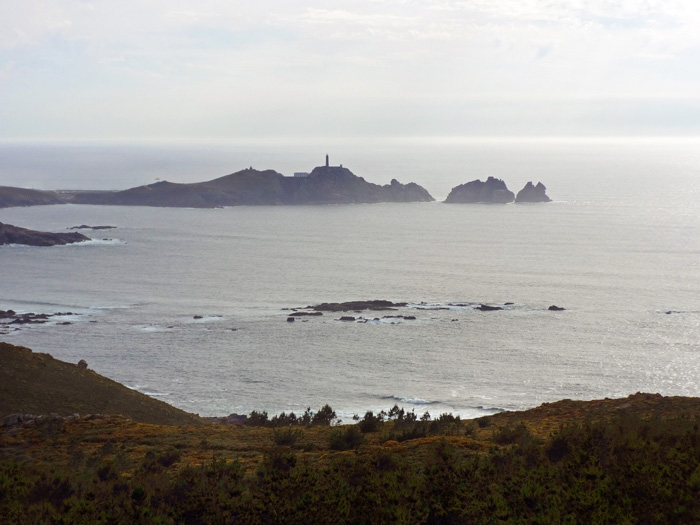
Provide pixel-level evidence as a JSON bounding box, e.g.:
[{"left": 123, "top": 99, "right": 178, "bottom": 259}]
[
  {"left": 515, "top": 181, "right": 552, "bottom": 203},
  {"left": 0, "top": 186, "right": 65, "bottom": 208},
  {"left": 64, "top": 165, "right": 434, "bottom": 208},
  {"left": 0, "top": 222, "right": 90, "bottom": 246},
  {"left": 444, "top": 177, "right": 515, "bottom": 204}
]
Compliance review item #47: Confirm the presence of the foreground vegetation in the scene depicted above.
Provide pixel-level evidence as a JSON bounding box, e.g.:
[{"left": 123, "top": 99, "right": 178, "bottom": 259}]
[{"left": 3, "top": 393, "right": 700, "bottom": 523}]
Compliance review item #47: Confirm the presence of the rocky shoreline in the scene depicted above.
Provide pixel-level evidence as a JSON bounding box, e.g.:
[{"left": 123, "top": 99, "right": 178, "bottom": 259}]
[
  {"left": 285, "top": 300, "right": 566, "bottom": 323},
  {"left": 0, "top": 310, "right": 80, "bottom": 334},
  {"left": 0, "top": 221, "right": 90, "bottom": 246}
]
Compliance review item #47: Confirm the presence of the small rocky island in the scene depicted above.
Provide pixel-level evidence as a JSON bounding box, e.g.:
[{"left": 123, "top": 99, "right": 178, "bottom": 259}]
[
  {"left": 444, "top": 178, "right": 551, "bottom": 204},
  {"left": 0, "top": 222, "right": 90, "bottom": 246},
  {"left": 515, "top": 181, "right": 551, "bottom": 203},
  {"left": 64, "top": 157, "right": 434, "bottom": 208},
  {"left": 444, "top": 177, "right": 515, "bottom": 204}
]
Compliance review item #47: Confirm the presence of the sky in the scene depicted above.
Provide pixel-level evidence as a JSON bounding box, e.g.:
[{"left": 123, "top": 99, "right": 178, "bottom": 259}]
[{"left": 2, "top": 0, "right": 700, "bottom": 140}]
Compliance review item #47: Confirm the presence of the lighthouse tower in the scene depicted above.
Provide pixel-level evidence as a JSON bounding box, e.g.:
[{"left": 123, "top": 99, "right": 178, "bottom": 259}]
[{"left": 325, "top": 154, "right": 329, "bottom": 167}]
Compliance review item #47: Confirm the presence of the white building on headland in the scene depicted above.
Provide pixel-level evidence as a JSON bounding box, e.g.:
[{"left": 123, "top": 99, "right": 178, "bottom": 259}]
[{"left": 290, "top": 155, "right": 343, "bottom": 178}]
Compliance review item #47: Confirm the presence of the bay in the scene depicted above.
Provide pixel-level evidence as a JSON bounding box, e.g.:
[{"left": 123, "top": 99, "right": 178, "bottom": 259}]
[{"left": 1, "top": 138, "right": 700, "bottom": 420}]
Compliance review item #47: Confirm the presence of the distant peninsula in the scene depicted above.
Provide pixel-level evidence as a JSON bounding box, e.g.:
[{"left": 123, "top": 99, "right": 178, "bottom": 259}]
[
  {"left": 0, "top": 186, "right": 64, "bottom": 208},
  {"left": 60, "top": 157, "right": 434, "bottom": 208}
]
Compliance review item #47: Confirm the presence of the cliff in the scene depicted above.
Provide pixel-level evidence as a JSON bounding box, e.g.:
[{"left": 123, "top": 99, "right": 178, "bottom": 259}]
[{"left": 66, "top": 166, "right": 434, "bottom": 208}]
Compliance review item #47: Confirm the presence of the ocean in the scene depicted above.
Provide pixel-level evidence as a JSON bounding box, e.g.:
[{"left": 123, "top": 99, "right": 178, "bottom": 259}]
[{"left": 1, "top": 138, "right": 700, "bottom": 421}]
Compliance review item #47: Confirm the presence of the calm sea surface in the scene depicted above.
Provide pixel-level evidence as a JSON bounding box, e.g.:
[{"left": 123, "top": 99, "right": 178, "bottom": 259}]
[{"left": 1, "top": 138, "right": 700, "bottom": 420}]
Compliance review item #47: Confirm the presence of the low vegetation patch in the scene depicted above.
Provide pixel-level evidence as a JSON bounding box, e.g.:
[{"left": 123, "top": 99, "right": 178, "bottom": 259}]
[{"left": 3, "top": 394, "right": 700, "bottom": 522}]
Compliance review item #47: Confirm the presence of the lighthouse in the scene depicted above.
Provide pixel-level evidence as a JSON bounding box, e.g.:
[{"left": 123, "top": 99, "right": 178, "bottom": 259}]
[{"left": 325, "top": 154, "right": 329, "bottom": 167}]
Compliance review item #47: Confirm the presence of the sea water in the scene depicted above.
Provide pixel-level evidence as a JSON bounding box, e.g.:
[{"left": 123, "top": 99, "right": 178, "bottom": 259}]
[{"left": 1, "top": 138, "right": 700, "bottom": 420}]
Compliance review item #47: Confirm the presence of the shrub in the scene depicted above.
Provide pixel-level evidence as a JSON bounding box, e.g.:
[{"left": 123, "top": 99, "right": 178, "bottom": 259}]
[
  {"left": 358, "top": 411, "right": 383, "bottom": 433},
  {"left": 476, "top": 416, "right": 491, "bottom": 428},
  {"left": 246, "top": 410, "right": 269, "bottom": 426},
  {"left": 273, "top": 428, "right": 304, "bottom": 447},
  {"left": 329, "top": 426, "right": 365, "bottom": 450},
  {"left": 312, "top": 404, "right": 337, "bottom": 426}
]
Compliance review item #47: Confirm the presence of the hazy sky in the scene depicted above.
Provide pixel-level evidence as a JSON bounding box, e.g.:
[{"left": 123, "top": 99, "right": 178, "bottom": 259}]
[{"left": 3, "top": 0, "right": 700, "bottom": 140}]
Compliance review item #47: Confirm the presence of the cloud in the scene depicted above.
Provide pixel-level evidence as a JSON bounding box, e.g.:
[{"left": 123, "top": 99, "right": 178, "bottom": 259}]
[{"left": 2, "top": 0, "right": 700, "bottom": 139}]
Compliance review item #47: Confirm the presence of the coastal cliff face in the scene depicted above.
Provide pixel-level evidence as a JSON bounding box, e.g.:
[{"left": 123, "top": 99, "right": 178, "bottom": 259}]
[
  {"left": 444, "top": 177, "right": 515, "bottom": 204},
  {"left": 0, "top": 186, "right": 65, "bottom": 208},
  {"left": 0, "top": 222, "right": 90, "bottom": 246},
  {"left": 66, "top": 166, "right": 434, "bottom": 208},
  {"left": 515, "top": 181, "right": 551, "bottom": 203}
]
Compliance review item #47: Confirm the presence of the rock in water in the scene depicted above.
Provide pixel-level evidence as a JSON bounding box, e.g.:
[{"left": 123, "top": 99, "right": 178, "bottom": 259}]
[
  {"left": 515, "top": 181, "right": 551, "bottom": 203},
  {"left": 0, "top": 222, "right": 90, "bottom": 246},
  {"left": 444, "top": 177, "right": 515, "bottom": 204}
]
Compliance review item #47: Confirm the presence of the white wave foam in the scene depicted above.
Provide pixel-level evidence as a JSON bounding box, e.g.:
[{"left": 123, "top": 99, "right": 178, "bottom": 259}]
[
  {"left": 68, "top": 238, "right": 126, "bottom": 246},
  {"left": 135, "top": 324, "right": 171, "bottom": 333},
  {"left": 382, "top": 395, "right": 437, "bottom": 405},
  {"left": 90, "top": 303, "right": 145, "bottom": 311},
  {"left": 189, "top": 315, "right": 225, "bottom": 323}
]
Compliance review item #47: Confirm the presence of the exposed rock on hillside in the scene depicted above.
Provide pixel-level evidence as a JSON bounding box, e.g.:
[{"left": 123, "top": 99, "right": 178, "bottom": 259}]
[
  {"left": 66, "top": 166, "right": 434, "bottom": 208},
  {"left": 515, "top": 181, "right": 551, "bottom": 203},
  {"left": 444, "top": 177, "right": 515, "bottom": 204},
  {"left": 0, "top": 222, "right": 90, "bottom": 246}
]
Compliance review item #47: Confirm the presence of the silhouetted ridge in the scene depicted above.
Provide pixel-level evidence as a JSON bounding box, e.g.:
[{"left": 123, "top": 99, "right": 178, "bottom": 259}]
[{"left": 66, "top": 165, "right": 433, "bottom": 207}]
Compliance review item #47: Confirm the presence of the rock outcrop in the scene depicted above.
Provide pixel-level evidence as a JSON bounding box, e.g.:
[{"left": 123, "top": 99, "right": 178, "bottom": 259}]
[
  {"left": 66, "top": 166, "right": 434, "bottom": 208},
  {"left": 0, "top": 222, "right": 90, "bottom": 246},
  {"left": 444, "top": 177, "right": 515, "bottom": 204},
  {"left": 308, "top": 300, "right": 408, "bottom": 312},
  {"left": 515, "top": 182, "right": 551, "bottom": 203}
]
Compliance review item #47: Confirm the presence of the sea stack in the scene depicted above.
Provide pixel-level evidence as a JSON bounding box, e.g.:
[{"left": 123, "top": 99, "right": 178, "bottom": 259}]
[
  {"left": 515, "top": 182, "right": 551, "bottom": 203},
  {"left": 444, "top": 177, "right": 514, "bottom": 204}
]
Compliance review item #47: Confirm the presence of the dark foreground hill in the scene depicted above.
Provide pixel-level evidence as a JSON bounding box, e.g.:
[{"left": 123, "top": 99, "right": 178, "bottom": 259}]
[
  {"left": 2, "top": 340, "right": 700, "bottom": 524},
  {"left": 0, "top": 342, "right": 201, "bottom": 426},
  {"left": 65, "top": 166, "right": 434, "bottom": 207}
]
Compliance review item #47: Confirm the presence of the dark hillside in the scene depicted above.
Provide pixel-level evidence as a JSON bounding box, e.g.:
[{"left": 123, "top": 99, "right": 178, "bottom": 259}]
[{"left": 0, "top": 342, "right": 201, "bottom": 426}]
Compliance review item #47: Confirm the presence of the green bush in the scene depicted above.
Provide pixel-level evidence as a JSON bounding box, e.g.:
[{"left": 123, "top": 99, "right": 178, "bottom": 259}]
[
  {"left": 329, "top": 426, "right": 365, "bottom": 450},
  {"left": 358, "top": 411, "right": 383, "bottom": 433},
  {"left": 272, "top": 428, "right": 304, "bottom": 447}
]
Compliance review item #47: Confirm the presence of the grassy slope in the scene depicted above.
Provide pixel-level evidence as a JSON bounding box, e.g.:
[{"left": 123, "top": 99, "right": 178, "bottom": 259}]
[{"left": 0, "top": 342, "right": 201, "bottom": 426}]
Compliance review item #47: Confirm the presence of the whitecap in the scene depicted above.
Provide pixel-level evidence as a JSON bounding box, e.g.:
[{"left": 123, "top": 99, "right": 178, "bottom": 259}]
[
  {"left": 188, "top": 315, "right": 225, "bottom": 323},
  {"left": 382, "top": 395, "right": 438, "bottom": 406},
  {"left": 67, "top": 238, "right": 127, "bottom": 246},
  {"left": 134, "top": 324, "right": 170, "bottom": 333}
]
